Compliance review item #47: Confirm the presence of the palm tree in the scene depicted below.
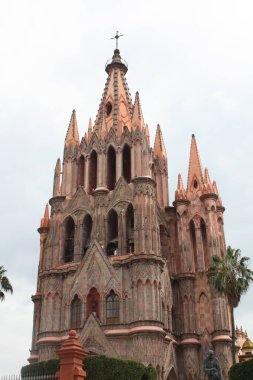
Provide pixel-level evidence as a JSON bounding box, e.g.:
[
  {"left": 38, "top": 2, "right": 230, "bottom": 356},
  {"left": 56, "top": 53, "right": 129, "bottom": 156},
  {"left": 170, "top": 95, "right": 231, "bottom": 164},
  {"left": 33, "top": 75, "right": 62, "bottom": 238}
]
[
  {"left": 0, "top": 265, "right": 13, "bottom": 301},
  {"left": 208, "top": 246, "right": 253, "bottom": 365}
]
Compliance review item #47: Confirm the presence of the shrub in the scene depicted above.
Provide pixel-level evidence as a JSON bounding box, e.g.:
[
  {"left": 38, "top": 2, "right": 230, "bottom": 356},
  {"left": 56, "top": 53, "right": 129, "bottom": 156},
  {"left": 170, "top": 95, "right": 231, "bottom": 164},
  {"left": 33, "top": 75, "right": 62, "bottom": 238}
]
[
  {"left": 21, "top": 355, "right": 156, "bottom": 380},
  {"left": 84, "top": 355, "right": 157, "bottom": 380},
  {"left": 229, "top": 359, "right": 253, "bottom": 380},
  {"left": 21, "top": 359, "right": 60, "bottom": 377}
]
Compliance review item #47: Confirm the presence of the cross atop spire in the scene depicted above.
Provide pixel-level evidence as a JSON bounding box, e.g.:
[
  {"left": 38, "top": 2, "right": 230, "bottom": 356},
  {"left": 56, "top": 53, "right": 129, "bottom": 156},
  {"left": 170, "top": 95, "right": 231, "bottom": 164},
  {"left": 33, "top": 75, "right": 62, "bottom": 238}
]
[{"left": 110, "top": 30, "right": 124, "bottom": 50}]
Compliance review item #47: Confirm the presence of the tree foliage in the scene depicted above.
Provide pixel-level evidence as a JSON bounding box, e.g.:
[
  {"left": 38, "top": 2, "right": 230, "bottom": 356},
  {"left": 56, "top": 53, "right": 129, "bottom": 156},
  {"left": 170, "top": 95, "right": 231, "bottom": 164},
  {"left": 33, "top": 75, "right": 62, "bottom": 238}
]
[
  {"left": 229, "top": 359, "right": 253, "bottom": 380},
  {"left": 208, "top": 246, "right": 253, "bottom": 364},
  {"left": 0, "top": 265, "right": 13, "bottom": 301}
]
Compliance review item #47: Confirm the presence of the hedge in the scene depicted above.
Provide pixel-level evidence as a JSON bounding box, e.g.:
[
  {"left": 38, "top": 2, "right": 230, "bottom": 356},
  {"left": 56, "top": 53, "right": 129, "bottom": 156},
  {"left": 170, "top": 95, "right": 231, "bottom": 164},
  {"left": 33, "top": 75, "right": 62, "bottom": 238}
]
[
  {"left": 229, "top": 359, "right": 253, "bottom": 380},
  {"left": 21, "top": 355, "right": 157, "bottom": 380},
  {"left": 21, "top": 359, "right": 60, "bottom": 376},
  {"left": 84, "top": 355, "right": 156, "bottom": 380}
]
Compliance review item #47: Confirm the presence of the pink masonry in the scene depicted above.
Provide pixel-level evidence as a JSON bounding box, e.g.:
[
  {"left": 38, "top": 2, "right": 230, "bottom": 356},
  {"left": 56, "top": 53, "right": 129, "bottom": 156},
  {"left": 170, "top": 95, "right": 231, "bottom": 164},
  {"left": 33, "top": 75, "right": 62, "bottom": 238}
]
[
  {"left": 29, "top": 47, "right": 233, "bottom": 380},
  {"left": 56, "top": 330, "right": 87, "bottom": 380}
]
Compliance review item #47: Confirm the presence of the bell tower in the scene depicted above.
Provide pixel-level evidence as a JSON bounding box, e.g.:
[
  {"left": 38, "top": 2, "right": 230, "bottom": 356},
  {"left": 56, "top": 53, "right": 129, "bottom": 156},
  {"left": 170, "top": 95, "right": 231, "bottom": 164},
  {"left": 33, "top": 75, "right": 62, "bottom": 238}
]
[{"left": 29, "top": 45, "right": 232, "bottom": 379}]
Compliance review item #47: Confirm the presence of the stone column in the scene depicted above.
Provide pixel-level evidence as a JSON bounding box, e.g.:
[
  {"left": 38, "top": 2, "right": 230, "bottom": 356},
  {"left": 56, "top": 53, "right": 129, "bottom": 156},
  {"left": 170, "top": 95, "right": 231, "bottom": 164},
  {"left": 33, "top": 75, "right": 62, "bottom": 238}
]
[
  {"left": 84, "top": 156, "right": 89, "bottom": 193},
  {"left": 56, "top": 330, "right": 88, "bottom": 380}
]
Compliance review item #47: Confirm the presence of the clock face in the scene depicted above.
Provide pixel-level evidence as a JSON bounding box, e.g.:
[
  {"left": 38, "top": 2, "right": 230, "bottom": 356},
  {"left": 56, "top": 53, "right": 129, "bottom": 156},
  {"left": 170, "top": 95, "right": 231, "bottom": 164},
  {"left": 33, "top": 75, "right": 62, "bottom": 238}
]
[{"left": 120, "top": 100, "right": 127, "bottom": 118}]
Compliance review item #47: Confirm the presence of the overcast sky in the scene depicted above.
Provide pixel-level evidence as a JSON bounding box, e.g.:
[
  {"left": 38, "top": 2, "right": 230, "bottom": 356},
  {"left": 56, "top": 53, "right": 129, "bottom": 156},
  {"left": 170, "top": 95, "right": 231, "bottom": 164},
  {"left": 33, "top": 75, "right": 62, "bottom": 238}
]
[{"left": 0, "top": 0, "right": 253, "bottom": 375}]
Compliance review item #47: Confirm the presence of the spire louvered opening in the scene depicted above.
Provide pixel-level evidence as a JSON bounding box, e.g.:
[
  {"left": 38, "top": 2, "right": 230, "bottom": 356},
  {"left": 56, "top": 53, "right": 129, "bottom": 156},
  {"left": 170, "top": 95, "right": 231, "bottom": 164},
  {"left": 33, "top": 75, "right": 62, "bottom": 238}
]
[
  {"left": 122, "top": 144, "right": 131, "bottom": 183},
  {"left": 77, "top": 155, "right": 85, "bottom": 187},
  {"left": 89, "top": 150, "right": 97, "bottom": 194},
  {"left": 107, "top": 209, "right": 118, "bottom": 256},
  {"left": 126, "top": 203, "right": 134, "bottom": 254},
  {"left": 82, "top": 214, "right": 92, "bottom": 256},
  {"left": 107, "top": 146, "right": 116, "bottom": 190},
  {"left": 64, "top": 216, "right": 75, "bottom": 263}
]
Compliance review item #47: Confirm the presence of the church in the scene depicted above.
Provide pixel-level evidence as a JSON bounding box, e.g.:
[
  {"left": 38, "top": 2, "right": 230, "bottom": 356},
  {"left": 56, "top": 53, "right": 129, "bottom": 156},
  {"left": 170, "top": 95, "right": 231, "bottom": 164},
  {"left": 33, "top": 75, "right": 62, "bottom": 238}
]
[{"left": 29, "top": 45, "right": 233, "bottom": 379}]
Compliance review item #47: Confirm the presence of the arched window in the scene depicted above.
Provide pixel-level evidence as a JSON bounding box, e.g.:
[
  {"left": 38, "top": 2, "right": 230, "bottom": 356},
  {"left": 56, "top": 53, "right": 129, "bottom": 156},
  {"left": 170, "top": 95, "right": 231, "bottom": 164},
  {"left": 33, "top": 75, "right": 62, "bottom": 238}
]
[
  {"left": 189, "top": 220, "right": 197, "bottom": 272},
  {"left": 71, "top": 295, "right": 81, "bottom": 328},
  {"left": 122, "top": 144, "right": 131, "bottom": 183},
  {"left": 107, "top": 146, "right": 116, "bottom": 190},
  {"left": 106, "top": 209, "right": 118, "bottom": 256},
  {"left": 87, "top": 287, "right": 100, "bottom": 319},
  {"left": 106, "top": 290, "right": 119, "bottom": 323},
  {"left": 82, "top": 214, "right": 92, "bottom": 256},
  {"left": 77, "top": 155, "right": 85, "bottom": 187},
  {"left": 126, "top": 203, "right": 134, "bottom": 253},
  {"left": 89, "top": 150, "right": 97, "bottom": 194},
  {"left": 201, "top": 219, "right": 208, "bottom": 270},
  {"left": 64, "top": 216, "right": 75, "bottom": 263}
]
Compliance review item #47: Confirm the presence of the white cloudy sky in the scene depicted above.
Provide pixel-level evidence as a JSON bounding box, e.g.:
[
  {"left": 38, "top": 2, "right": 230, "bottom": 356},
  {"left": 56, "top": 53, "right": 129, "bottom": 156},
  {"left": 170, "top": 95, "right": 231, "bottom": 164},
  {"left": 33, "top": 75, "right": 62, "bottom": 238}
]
[{"left": 0, "top": 0, "right": 253, "bottom": 374}]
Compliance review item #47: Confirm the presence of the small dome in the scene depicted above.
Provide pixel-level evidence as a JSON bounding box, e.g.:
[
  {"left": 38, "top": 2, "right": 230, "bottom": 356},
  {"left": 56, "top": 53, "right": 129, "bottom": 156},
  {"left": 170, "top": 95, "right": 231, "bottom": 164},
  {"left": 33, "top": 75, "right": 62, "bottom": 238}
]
[{"left": 242, "top": 338, "right": 253, "bottom": 349}]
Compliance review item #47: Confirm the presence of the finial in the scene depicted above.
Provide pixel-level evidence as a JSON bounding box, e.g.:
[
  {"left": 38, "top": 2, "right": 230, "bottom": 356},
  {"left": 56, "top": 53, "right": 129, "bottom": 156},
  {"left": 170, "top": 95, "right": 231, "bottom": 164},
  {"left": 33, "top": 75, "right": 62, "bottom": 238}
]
[{"left": 110, "top": 30, "right": 124, "bottom": 50}]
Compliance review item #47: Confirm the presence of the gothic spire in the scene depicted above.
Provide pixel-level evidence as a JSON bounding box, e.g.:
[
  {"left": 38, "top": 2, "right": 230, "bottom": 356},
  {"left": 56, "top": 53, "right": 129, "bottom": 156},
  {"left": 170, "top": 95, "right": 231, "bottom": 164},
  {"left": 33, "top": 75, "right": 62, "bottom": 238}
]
[
  {"left": 154, "top": 124, "right": 167, "bottom": 160},
  {"left": 187, "top": 134, "right": 204, "bottom": 190},
  {"left": 94, "top": 49, "right": 132, "bottom": 134},
  {"left": 65, "top": 110, "right": 79, "bottom": 147}
]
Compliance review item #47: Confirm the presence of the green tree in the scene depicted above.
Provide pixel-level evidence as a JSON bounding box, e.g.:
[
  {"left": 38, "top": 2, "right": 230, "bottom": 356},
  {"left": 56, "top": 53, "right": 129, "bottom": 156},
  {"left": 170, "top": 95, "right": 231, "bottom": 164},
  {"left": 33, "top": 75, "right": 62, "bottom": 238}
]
[
  {"left": 208, "top": 246, "right": 253, "bottom": 365},
  {"left": 0, "top": 265, "right": 13, "bottom": 301}
]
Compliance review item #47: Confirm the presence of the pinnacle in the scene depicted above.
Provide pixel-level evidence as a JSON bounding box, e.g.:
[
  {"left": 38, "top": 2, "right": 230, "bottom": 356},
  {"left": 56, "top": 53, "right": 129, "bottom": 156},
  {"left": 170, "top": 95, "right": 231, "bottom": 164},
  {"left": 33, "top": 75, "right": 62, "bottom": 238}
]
[
  {"left": 55, "top": 158, "right": 61, "bottom": 174},
  {"left": 175, "top": 173, "right": 187, "bottom": 200},
  {"left": 154, "top": 124, "right": 167, "bottom": 160},
  {"left": 177, "top": 173, "right": 184, "bottom": 190},
  {"left": 132, "top": 91, "right": 145, "bottom": 130},
  {"left": 187, "top": 134, "right": 204, "bottom": 190},
  {"left": 65, "top": 109, "right": 80, "bottom": 147},
  {"left": 40, "top": 204, "right": 50, "bottom": 228}
]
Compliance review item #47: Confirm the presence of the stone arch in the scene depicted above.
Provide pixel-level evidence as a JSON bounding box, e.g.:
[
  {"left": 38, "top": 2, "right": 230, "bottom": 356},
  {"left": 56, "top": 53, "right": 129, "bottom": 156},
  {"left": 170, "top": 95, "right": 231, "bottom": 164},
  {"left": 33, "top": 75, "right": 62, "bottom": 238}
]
[
  {"left": 126, "top": 203, "right": 134, "bottom": 253},
  {"left": 87, "top": 287, "right": 100, "bottom": 319},
  {"left": 82, "top": 213, "right": 92, "bottom": 256},
  {"left": 70, "top": 294, "right": 82, "bottom": 329},
  {"left": 106, "top": 208, "right": 118, "bottom": 256},
  {"left": 106, "top": 290, "right": 120, "bottom": 323},
  {"left": 63, "top": 216, "right": 75, "bottom": 263},
  {"left": 122, "top": 144, "right": 131, "bottom": 183},
  {"left": 167, "top": 367, "right": 177, "bottom": 380},
  {"left": 107, "top": 145, "right": 116, "bottom": 190},
  {"left": 89, "top": 149, "right": 97, "bottom": 194},
  {"left": 77, "top": 155, "right": 85, "bottom": 187}
]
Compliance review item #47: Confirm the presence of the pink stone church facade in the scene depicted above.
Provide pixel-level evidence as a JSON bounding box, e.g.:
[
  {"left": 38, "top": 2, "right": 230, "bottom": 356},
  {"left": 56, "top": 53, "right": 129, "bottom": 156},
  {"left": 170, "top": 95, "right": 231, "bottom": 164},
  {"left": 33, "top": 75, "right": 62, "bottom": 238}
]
[{"left": 29, "top": 48, "right": 233, "bottom": 379}]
